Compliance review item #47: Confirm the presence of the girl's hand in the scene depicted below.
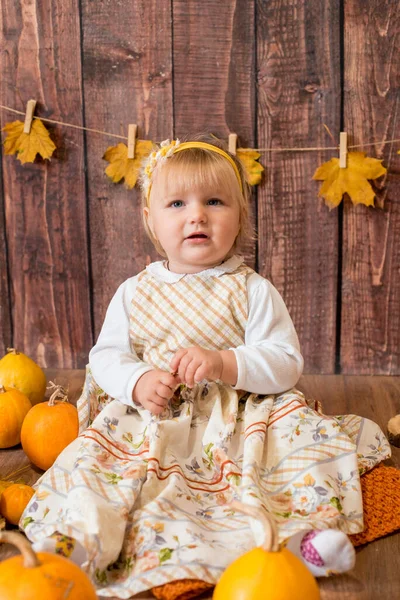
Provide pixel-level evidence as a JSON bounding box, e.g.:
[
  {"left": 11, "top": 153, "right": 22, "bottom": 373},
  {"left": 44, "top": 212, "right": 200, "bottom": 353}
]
[
  {"left": 170, "top": 347, "right": 223, "bottom": 388},
  {"left": 132, "top": 370, "right": 179, "bottom": 415}
]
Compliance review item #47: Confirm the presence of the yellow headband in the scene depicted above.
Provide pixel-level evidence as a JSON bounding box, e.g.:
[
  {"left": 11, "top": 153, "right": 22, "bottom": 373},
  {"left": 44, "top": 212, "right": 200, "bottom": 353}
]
[{"left": 143, "top": 139, "right": 243, "bottom": 204}]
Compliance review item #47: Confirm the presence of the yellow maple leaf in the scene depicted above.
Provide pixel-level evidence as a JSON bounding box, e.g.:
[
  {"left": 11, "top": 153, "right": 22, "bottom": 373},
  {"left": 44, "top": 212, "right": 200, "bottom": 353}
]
[
  {"left": 237, "top": 148, "right": 265, "bottom": 185},
  {"left": 312, "top": 151, "right": 386, "bottom": 209},
  {"left": 2, "top": 119, "right": 56, "bottom": 163},
  {"left": 103, "top": 140, "right": 154, "bottom": 189}
]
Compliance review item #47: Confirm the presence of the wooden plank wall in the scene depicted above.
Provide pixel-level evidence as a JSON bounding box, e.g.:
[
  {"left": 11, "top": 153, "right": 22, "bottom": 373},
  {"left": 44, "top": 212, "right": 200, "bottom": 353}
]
[
  {"left": 0, "top": 0, "right": 92, "bottom": 368},
  {"left": 341, "top": 0, "right": 400, "bottom": 374},
  {"left": 0, "top": 0, "right": 399, "bottom": 374},
  {"left": 0, "top": 147, "right": 11, "bottom": 357},
  {"left": 80, "top": 0, "right": 173, "bottom": 336},
  {"left": 257, "top": 0, "right": 340, "bottom": 373}
]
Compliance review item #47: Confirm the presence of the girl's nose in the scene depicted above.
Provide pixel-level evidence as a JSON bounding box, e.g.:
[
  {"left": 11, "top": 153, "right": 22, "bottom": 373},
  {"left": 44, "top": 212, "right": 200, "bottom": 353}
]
[{"left": 188, "top": 204, "right": 207, "bottom": 223}]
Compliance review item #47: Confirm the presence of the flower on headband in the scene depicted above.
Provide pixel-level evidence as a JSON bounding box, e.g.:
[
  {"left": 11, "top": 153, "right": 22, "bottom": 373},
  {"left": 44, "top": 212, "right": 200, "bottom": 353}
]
[
  {"left": 141, "top": 138, "right": 181, "bottom": 198},
  {"left": 159, "top": 139, "right": 179, "bottom": 155}
]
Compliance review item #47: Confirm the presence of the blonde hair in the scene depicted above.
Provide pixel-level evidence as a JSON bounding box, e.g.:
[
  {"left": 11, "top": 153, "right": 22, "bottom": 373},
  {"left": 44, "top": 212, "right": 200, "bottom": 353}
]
[{"left": 139, "top": 133, "right": 255, "bottom": 257}]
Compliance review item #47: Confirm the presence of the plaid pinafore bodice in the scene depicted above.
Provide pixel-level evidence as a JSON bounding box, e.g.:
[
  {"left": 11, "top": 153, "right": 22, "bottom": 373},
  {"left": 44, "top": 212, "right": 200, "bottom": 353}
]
[{"left": 129, "top": 263, "right": 253, "bottom": 372}]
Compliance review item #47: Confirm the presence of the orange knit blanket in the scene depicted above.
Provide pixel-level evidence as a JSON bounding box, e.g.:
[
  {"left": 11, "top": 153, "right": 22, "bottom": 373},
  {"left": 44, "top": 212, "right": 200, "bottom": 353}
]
[
  {"left": 349, "top": 464, "right": 400, "bottom": 546},
  {"left": 151, "top": 464, "right": 400, "bottom": 600}
]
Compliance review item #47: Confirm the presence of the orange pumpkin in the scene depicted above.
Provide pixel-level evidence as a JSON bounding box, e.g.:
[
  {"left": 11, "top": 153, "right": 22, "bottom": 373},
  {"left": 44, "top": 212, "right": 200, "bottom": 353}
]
[
  {"left": 0, "top": 348, "right": 46, "bottom": 406},
  {"left": 0, "top": 386, "right": 32, "bottom": 448},
  {"left": 0, "top": 531, "right": 97, "bottom": 599},
  {"left": 0, "top": 483, "right": 35, "bottom": 525},
  {"left": 213, "top": 501, "right": 320, "bottom": 600},
  {"left": 21, "top": 383, "right": 78, "bottom": 471}
]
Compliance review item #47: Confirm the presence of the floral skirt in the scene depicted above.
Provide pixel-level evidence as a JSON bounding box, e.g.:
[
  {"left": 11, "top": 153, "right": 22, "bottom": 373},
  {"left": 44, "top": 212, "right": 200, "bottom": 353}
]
[{"left": 21, "top": 368, "right": 390, "bottom": 598}]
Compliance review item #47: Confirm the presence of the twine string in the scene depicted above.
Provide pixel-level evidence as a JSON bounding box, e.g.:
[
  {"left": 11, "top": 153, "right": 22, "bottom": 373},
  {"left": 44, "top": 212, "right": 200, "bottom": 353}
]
[
  {"left": 0, "top": 104, "right": 399, "bottom": 152},
  {"left": 0, "top": 105, "right": 127, "bottom": 141}
]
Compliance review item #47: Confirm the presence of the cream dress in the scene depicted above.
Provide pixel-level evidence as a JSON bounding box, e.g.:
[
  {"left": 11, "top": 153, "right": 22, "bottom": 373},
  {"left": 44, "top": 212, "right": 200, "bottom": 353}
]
[{"left": 21, "top": 258, "right": 390, "bottom": 598}]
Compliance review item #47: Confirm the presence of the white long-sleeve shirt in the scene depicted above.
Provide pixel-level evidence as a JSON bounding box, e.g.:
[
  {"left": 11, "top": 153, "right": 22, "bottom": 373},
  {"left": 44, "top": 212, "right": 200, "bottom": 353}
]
[{"left": 89, "top": 256, "right": 304, "bottom": 406}]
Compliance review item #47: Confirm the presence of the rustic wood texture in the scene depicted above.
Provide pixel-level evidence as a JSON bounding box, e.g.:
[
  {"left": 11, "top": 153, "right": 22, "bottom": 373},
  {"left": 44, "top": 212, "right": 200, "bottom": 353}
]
[
  {"left": 81, "top": 0, "right": 173, "bottom": 339},
  {"left": 256, "top": 1, "right": 341, "bottom": 373},
  {"left": 0, "top": 0, "right": 92, "bottom": 368},
  {"left": 173, "top": 0, "right": 257, "bottom": 268},
  {"left": 0, "top": 0, "right": 399, "bottom": 372},
  {"left": 0, "top": 152, "right": 11, "bottom": 357},
  {"left": 341, "top": 0, "right": 400, "bottom": 374},
  {"left": 0, "top": 370, "right": 399, "bottom": 599}
]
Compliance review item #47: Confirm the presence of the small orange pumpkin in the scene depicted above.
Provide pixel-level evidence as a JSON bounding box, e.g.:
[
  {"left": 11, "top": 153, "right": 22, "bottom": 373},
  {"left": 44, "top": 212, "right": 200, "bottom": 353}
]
[
  {"left": 21, "top": 382, "right": 78, "bottom": 471},
  {"left": 213, "top": 501, "right": 320, "bottom": 600},
  {"left": 0, "top": 386, "right": 32, "bottom": 448},
  {"left": 0, "top": 531, "right": 97, "bottom": 599},
  {"left": 0, "top": 483, "right": 35, "bottom": 525}
]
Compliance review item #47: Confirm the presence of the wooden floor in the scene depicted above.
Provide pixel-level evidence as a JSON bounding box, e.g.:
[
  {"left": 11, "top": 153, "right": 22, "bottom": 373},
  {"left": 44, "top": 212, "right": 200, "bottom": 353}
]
[{"left": 1, "top": 370, "right": 399, "bottom": 599}]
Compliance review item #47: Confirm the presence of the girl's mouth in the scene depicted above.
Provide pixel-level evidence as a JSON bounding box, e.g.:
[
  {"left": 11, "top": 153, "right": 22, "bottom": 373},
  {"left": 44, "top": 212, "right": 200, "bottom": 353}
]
[{"left": 185, "top": 233, "right": 210, "bottom": 244}]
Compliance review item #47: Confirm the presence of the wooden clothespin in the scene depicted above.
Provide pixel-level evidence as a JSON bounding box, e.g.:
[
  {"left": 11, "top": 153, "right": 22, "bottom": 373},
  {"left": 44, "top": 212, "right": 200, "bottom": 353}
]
[
  {"left": 228, "top": 133, "right": 238, "bottom": 155},
  {"left": 23, "top": 99, "right": 37, "bottom": 134},
  {"left": 339, "top": 132, "right": 347, "bottom": 168},
  {"left": 127, "top": 124, "right": 138, "bottom": 159}
]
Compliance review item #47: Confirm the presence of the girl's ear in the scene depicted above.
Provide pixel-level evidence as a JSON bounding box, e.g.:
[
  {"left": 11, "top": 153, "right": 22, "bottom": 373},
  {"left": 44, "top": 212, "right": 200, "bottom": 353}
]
[{"left": 143, "top": 206, "right": 155, "bottom": 237}]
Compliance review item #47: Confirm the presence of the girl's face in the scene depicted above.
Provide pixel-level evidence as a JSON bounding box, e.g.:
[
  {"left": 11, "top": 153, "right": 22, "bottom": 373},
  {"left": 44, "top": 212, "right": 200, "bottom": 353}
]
[{"left": 144, "top": 170, "right": 240, "bottom": 274}]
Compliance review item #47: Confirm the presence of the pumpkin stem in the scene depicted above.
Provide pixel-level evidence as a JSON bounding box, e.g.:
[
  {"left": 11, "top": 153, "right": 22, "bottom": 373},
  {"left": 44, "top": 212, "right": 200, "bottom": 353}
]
[
  {"left": 0, "top": 531, "right": 41, "bottom": 568},
  {"left": 6, "top": 348, "right": 19, "bottom": 355},
  {"left": 47, "top": 381, "right": 69, "bottom": 405},
  {"left": 230, "top": 500, "right": 279, "bottom": 552},
  {"left": 0, "top": 385, "right": 6, "bottom": 393}
]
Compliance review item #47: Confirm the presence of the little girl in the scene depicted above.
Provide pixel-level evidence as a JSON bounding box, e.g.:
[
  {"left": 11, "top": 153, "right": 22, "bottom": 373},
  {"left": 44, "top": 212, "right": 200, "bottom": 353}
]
[{"left": 21, "top": 134, "right": 390, "bottom": 598}]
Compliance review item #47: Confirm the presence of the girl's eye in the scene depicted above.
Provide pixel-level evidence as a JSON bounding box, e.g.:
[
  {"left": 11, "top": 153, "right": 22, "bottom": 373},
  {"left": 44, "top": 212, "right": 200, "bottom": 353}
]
[
  {"left": 170, "top": 200, "right": 184, "bottom": 208},
  {"left": 207, "top": 198, "right": 223, "bottom": 205}
]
